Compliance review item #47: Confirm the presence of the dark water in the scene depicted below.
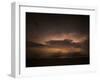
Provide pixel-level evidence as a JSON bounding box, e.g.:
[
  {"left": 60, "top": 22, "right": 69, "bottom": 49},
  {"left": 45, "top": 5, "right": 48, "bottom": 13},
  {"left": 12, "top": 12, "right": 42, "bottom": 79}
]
[{"left": 26, "top": 56, "right": 89, "bottom": 67}]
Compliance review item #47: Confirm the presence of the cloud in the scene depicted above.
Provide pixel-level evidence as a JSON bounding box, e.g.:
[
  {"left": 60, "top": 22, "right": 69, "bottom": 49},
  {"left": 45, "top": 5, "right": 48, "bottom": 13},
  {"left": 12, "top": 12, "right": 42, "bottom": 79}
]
[
  {"left": 26, "top": 41, "right": 46, "bottom": 47},
  {"left": 46, "top": 39, "right": 79, "bottom": 48}
]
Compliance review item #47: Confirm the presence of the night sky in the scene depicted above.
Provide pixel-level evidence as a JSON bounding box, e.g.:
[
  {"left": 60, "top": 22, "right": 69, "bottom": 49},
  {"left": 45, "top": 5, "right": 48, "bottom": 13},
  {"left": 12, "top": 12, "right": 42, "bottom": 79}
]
[{"left": 26, "top": 12, "right": 89, "bottom": 44}]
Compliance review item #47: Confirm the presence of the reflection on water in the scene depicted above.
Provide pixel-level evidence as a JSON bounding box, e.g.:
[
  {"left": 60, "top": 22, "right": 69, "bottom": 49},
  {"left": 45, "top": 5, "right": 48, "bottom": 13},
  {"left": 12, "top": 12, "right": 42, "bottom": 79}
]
[
  {"left": 26, "top": 46, "right": 84, "bottom": 59},
  {"left": 31, "top": 47, "right": 81, "bottom": 54}
]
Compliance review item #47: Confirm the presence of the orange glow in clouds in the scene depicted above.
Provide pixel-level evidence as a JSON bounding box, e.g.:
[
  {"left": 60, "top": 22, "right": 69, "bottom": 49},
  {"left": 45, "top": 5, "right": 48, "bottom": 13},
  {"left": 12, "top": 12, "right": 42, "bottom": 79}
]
[{"left": 35, "top": 33, "right": 87, "bottom": 44}]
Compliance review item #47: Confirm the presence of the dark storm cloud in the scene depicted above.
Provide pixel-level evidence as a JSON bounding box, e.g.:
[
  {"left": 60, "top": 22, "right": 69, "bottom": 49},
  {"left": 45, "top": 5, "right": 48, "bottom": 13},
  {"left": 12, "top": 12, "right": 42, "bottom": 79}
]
[
  {"left": 46, "top": 39, "right": 72, "bottom": 47},
  {"left": 46, "top": 39, "right": 81, "bottom": 48}
]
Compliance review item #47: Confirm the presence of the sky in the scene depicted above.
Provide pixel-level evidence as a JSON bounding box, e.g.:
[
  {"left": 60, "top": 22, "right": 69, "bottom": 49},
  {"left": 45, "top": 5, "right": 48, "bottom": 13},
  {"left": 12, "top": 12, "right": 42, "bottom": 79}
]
[{"left": 26, "top": 12, "right": 89, "bottom": 44}]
